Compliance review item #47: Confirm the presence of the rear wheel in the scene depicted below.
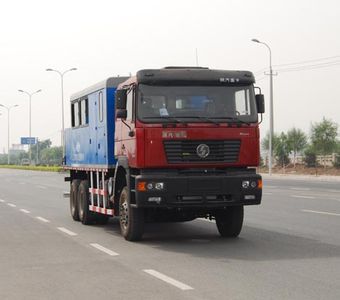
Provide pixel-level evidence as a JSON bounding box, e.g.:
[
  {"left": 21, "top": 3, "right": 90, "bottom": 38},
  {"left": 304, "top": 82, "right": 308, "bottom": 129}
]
[
  {"left": 215, "top": 206, "right": 244, "bottom": 238},
  {"left": 70, "top": 179, "right": 81, "bottom": 221},
  {"left": 119, "top": 187, "right": 144, "bottom": 241},
  {"left": 78, "top": 180, "right": 95, "bottom": 225}
]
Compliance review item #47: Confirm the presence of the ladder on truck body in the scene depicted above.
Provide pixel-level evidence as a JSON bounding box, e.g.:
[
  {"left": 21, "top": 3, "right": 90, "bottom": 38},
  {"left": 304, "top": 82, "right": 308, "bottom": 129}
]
[{"left": 89, "top": 170, "right": 114, "bottom": 216}]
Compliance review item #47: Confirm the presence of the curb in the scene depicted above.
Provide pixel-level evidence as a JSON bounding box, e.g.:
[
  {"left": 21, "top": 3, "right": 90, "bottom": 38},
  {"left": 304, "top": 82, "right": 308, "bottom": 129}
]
[{"left": 261, "top": 173, "right": 340, "bottom": 182}]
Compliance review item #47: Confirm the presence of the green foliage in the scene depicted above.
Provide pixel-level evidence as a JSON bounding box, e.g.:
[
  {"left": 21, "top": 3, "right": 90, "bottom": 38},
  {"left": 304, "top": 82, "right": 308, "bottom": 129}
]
[
  {"left": 311, "top": 117, "right": 338, "bottom": 156},
  {"left": 40, "top": 146, "right": 62, "bottom": 165},
  {"left": 0, "top": 165, "right": 61, "bottom": 172},
  {"left": 333, "top": 142, "right": 340, "bottom": 168},
  {"left": 0, "top": 154, "right": 7, "bottom": 164},
  {"left": 262, "top": 132, "right": 290, "bottom": 167},
  {"left": 0, "top": 139, "right": 62, "bottom": 166},
  {"left": 287, "top": 127, "right": 308, "bottom": 166},
  {"left": 261, "top": 132, "right": 280, "bottom": 152},
  {"left": 333, "top": 155, "right": 340, "bottom": 168},
  {"left": 304, "top": 146, "right": 317, "bottom": 168},
  {"left": 274, "top": 132, "right": 291, "bottom": 167}
]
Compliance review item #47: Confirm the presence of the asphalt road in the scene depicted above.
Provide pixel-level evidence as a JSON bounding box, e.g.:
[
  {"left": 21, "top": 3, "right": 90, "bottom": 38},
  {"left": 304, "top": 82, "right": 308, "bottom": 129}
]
[{"left": 0, "top": 169, "right": 340, "bottom": 300}]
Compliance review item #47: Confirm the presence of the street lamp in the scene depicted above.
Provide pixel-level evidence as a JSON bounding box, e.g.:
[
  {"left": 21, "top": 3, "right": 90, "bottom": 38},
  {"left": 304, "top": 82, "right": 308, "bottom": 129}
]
[
  {"left": 18, "top": 89, "right": 42, "bottom": 164},
  {"left": 46, "top": 68, "right": 77, "bottom": 163},
  {"left": 251, "top": 38, "right": 274, "bottom": 175},
  {"left": 0, "top": 104, "right": 19, "bottom": 164}
]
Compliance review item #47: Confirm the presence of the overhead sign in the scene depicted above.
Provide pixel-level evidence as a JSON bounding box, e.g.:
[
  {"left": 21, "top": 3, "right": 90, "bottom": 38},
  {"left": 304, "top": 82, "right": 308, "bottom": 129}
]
[{"left": 21, "top": 137, "right": 36, "bottom": 145}]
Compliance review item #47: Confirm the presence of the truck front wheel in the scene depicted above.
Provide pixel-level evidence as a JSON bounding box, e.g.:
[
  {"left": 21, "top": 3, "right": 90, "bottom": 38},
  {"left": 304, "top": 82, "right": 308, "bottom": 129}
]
[
  {"left": 119, "top": 187, "right": 144, "bottom": 241},
  {"left": 215, "top": 206, "right": 244, "bottom": 238}
]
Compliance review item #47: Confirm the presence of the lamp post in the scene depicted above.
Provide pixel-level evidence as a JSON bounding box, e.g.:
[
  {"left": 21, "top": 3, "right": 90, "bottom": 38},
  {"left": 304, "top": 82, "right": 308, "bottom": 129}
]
[
  {"left": 46, "top": 68, "right": 77, "bottom": 163},
  {"left": 251, "top": 38, "right": 274, "bottom": 175},
  {"left": 18, "top": 89, "right": 42, "bottom": 165},
  {"left": 0, "top": 104, "right": 19, "bottom": 164}
]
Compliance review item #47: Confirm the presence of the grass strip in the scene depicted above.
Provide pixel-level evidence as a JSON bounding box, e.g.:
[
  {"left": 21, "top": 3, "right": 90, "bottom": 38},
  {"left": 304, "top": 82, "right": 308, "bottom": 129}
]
[{"left": 0, "top": 165, "right": 62, "bottom": 172}]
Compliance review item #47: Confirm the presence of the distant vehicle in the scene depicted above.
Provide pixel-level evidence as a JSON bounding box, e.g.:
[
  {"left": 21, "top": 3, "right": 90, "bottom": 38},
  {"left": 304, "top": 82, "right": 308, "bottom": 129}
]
[
  {"left": 21, "top": 158, "right": 30, "bottom": 166},
  {"left": 64, "top": 67, "right": 265, "bottom": 241}
]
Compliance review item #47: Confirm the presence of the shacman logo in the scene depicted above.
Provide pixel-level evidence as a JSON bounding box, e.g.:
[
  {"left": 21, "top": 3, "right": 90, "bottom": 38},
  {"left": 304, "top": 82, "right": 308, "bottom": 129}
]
[{"left": 196, "top": 144, "right": 210, "bottom": 158}]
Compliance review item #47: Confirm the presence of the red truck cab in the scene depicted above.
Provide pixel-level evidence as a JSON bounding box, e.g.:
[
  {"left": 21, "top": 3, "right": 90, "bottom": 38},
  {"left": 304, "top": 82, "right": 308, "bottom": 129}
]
[{"left": 113, "top": 67, "right": 264, "bottom": 240}]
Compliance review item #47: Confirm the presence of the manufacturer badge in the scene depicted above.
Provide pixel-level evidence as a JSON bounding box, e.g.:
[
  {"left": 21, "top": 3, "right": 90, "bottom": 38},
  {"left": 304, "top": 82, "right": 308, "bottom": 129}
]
[{"left": 196, "top": 144, "right": 210, "bottom": 158}]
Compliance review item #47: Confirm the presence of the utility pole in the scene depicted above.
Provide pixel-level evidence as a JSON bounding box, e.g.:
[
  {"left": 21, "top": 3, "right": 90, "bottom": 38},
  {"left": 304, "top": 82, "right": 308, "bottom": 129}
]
[
  {"left": 18, "top": 89, "right": 42, "bottom": 165},
  {"left": 251, "top": 38, "right": 274, "bottom": 175},
  {"left": 46, "top": 68, "right": 77, "bottom": 164},
  {"left": 0, "top": 104, "right": 19, "bottom": 164}
]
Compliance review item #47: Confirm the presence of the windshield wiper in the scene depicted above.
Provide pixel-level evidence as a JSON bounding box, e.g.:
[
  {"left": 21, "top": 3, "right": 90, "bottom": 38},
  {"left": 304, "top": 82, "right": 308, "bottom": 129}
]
[
  {"left": 176, "top": 116, "right": 220, "bottom": 125},
  {"left": 218, "top": 117, "right": 250, "bottom": 125},
  {"left": 142, "top": 116, "right": 182, "bottom": 123}
]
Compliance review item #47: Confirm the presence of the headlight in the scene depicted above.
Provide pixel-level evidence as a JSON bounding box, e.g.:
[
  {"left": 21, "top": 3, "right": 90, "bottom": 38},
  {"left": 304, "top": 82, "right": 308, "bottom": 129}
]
[
  {"left": 251, "top": 181, "right": 257, "bottom": 188},
  {"left": 144, "top": 182, "right": 165, "bottom": 191},
  {"left": 155, "top": 182, "right": 164, "bottom": 190},
  {"left": 242, "top": 181, "right": 250, "bottom": 189},
  {"left": 146, "top": 183, "right": 154, "bottom": 190}
]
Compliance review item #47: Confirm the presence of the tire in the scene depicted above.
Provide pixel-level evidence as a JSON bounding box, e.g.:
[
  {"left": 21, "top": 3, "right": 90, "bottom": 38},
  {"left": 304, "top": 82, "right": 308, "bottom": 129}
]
[
  {"left": 78, "top": 180, "right": 95, "bottom": 225},
  {"left": 119, "top": 187, "right": 144, "bottom": 241},
  {"left": 215, "top": 206, "right": 244, "bottom": 238},
  {"left": 70, "top": 179, "right": 81, "bottom": 221}
]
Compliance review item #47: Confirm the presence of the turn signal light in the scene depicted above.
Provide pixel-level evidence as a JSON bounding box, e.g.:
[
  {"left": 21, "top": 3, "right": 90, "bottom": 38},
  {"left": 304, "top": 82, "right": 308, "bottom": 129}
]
[
  {"left": 137, "top": 181, "right": 147, "bottom": 191},
  {"left": 258, "top": 179, "right": 263, "bottom": 189}
]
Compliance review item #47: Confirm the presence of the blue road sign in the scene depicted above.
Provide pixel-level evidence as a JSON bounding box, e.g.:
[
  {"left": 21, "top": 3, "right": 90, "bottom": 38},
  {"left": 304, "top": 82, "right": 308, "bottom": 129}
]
[{"left": 21, "top": 137, "right": 36, "bottom": 145}]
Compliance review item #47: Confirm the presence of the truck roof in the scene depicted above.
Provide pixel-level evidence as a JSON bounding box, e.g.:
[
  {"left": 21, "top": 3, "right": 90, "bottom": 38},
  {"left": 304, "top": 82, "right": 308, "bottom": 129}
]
[
  {"left": 70, "top": 77, "right": 129, "bottom": 101},
  {"left": 135, "top": 67, "right": 255, "bottom": 86}
]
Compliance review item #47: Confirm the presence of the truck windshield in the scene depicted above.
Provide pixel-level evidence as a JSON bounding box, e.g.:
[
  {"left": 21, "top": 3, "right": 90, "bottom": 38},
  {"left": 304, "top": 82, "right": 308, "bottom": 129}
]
[{"left": 137, "top": 84, "right": 258, "bottom": 123}]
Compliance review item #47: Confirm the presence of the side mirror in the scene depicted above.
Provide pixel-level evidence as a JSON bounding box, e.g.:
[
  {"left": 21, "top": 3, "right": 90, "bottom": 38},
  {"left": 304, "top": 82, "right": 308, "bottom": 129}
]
[
  {"left": 255, "top": 94, "right": 265, "bottom": 114},
  {"left": 116, "top": 109, "right": 127, "bottom": 119},
  {"left": 116, "top": 89, "right": 127, "bottom": 109}
]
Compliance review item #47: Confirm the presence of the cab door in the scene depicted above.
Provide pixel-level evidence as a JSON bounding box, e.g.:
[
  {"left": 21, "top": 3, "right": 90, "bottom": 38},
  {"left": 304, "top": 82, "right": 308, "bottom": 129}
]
[{"left": 120, "top": 86, "right": 136, "bottom": 165}]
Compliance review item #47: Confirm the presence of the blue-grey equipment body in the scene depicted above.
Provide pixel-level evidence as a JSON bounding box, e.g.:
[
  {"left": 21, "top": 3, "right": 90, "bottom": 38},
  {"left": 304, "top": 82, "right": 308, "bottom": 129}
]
[{"left": 64, "top": 77, "right": 128, "bottom": 169}]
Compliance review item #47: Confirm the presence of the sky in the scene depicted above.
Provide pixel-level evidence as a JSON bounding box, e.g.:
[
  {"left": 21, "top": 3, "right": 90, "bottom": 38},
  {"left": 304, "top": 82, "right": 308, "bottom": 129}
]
[{"left": 0, "top": 0, "right": 339, "bottom": 152}]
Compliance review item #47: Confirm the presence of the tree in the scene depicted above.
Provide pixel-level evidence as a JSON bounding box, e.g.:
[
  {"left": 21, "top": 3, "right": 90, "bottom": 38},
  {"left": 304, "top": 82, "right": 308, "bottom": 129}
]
[
  {"left": 274, "top": 132, "right": 291, "bottom": 167},
  {"left": 287, "top": 127, "right": 307, "bottom": 167},
  {"left": 31, "top": 139, "right": 52, "bottom": 164},
  {"left": 261, "top": 132, "right": 280, "bottom": 166},
  {"left": 40, "top": 146, "right": 62, "bottom": 165},
  {"left": 262, "top": 132, "right": 290, "bottom": 167},
  {"left": 310, "top": 118, "right": 338, "bottom": 167},
  {"left": 304, "top": 145, "right": 317, "bottom": 168}
]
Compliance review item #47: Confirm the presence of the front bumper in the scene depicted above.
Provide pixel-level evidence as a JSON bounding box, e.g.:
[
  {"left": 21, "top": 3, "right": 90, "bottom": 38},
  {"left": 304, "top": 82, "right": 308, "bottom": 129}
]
[{"left": 134, "top": 172, "right": 262, "bottom": 208}]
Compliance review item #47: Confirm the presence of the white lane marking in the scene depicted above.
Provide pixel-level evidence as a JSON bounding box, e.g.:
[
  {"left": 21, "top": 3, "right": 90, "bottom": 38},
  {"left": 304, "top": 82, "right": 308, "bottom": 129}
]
[
  {"left": 263, "top": 192, "right": 273, "bottom": 195},
  {"left": 37, "top": 185, "right": 47, "bottom": 189},
  {"left": 0, "top": 199, "right": 5, "bottom": 203},
  {"left": 7, "top": 203, "right": 16, "bottom": 207},
  {"left": 90, "top": 243, "right": 119, "bottom": 256},
  {"left": 291, "top": 195, "right": 315, "bottom": 199},
  {"left": 20, "top": 209, "right": 30, "bottom": 214},
  {"left": 36, "top": 216, "right": 50, "bottom": 223},
  {"left": 57, "top": 227, "right": 77, "bottom": 236},
  {"left": 144, "top": 269, "right": 194, "bottom": 291},
  {"left": 302, "top": 209, "right": 340, "bottom": 217},
  {"left": 266, "top": 186, "right": 277, "bottom": 189},
  {"left": 19, "top": 182, "right": 26, "bottom": 185},
  {"left": 329, "top": 189, "right": 340, "bottom": 193},
  {"left": 289, "top": 187, "right": 311, "bottom": 191}
]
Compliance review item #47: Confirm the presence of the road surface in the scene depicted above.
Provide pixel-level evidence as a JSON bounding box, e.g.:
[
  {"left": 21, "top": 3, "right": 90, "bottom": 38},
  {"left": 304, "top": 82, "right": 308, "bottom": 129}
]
[{"left": 0, "top": 169, "right": 339, "bottom": 300}]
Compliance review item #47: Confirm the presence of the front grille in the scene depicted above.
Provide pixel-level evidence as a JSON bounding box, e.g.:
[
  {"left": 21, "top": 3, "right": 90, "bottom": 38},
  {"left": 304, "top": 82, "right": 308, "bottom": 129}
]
[{"left": 163, "top": 140, "right": 241, "bottom": 164}]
